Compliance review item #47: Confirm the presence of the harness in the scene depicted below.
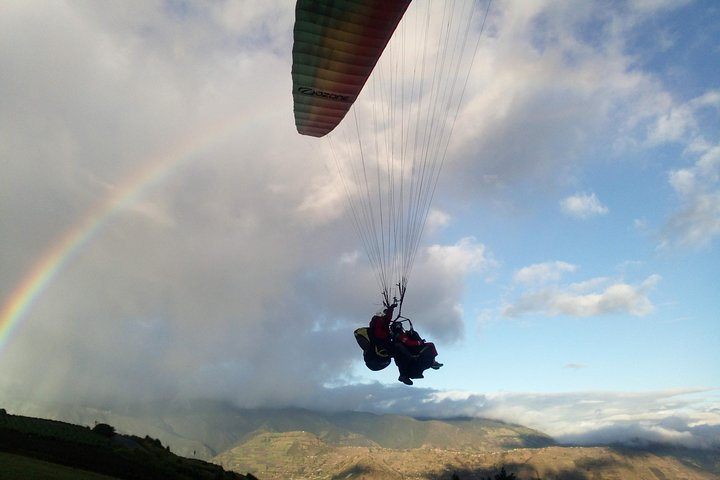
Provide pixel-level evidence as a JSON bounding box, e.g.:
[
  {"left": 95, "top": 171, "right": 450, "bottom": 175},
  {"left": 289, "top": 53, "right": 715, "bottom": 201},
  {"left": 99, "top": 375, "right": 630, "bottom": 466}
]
[
  {"left": 354, "top": 286, "right": 418, "bottom": 372},
  {"left": 353, "top": 327, "right": 391, "bottom": 371}
]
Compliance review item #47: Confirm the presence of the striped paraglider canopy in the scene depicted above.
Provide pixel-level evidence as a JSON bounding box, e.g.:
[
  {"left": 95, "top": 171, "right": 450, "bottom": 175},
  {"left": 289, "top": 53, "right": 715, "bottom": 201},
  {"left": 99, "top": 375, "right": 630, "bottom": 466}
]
[{"left": 291, "top": 0, "right": 411, "bottom": 137}]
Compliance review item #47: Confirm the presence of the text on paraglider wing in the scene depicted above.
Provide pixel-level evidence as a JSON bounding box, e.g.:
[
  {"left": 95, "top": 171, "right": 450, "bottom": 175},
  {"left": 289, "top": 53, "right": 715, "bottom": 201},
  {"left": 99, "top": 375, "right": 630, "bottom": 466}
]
[{"left": 296, "top": 86, "right": 352, "bottom": 102}]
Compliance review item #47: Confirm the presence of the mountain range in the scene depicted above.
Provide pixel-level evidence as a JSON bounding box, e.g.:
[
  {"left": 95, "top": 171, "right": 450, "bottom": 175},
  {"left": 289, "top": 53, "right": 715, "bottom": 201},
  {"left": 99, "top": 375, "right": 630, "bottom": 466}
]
[{"left": 2, "top": 399, "right": 718, "bottom": 479}]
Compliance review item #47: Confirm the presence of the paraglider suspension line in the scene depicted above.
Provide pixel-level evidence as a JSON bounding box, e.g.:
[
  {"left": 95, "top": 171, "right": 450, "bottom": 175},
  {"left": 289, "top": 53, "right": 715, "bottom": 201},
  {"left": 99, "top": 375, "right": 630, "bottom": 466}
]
[{"left": 382, "top": 279, "right": 408, "bottom": 320}]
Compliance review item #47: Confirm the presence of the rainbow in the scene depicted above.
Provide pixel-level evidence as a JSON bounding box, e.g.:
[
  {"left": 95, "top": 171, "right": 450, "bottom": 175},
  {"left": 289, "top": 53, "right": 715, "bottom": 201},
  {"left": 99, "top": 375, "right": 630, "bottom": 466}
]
[{"left": 0, "top": 115, "right": 244, "bottom": 354}]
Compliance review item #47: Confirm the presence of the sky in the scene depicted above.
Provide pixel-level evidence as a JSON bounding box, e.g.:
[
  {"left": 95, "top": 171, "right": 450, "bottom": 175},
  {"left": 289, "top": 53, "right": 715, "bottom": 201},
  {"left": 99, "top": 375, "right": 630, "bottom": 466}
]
[{"left": 1, "top": 0, "right": 719, "bottom": 449}]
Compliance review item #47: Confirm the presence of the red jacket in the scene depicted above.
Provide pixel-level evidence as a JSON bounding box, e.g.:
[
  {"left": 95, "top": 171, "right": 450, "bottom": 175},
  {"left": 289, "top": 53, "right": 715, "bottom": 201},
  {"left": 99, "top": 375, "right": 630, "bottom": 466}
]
[
  {"left": 369, "top": 309, "right": 393, "bottom": 341},
  {"left": 397, "top": 330, "right": 438, "bottom": 357},
  {"left": 396, "top": 331, "right": 422, "bottom": 348}
]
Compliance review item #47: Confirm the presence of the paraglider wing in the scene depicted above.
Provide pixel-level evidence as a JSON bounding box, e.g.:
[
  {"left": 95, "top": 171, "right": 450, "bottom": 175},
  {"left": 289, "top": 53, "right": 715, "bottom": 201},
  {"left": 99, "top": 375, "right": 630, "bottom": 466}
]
[{"left": 291, "top": 0, "right": 411, "bottom": 137}]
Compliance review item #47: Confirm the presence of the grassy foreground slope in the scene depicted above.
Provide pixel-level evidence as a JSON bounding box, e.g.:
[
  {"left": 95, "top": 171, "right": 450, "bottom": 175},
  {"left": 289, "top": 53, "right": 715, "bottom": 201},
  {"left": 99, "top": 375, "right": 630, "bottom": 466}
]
[
  {"left": 0, "top": 451, "right": 121, "bottom": 480},
  {"left": 0, "top": 409, "right": 256, "bottom": 480}
]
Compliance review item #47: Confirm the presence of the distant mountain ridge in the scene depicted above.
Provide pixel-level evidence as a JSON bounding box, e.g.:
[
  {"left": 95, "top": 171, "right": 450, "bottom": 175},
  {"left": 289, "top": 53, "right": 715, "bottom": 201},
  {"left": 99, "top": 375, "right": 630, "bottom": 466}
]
[
  {"left": 214, "top": 433, "right": 720, "bottom": 480},
  {"left": 0, "top": 399, "right": 554, "bottom": 458},
  {"left": 3, "top": 399, "right": 719, "bottom": 479}
]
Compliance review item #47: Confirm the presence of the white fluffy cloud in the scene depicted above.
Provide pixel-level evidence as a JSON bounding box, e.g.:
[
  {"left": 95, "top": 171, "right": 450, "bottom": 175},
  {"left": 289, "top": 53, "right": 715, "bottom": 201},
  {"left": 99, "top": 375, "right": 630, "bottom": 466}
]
[
  {"left": 503, "top": 272, "right": 660, "bottom": 318},
  {"left": 513, "top": 261, "right": 577, "bottom": 285},
  {"left": 286, "top": 385, "right": 720, "bottom": 450},
  {"left": 426, "top": 237, "right": 496, "bottom": 275},
  {"left": 477, "top": 388, "right": 720, "bottom": 449},
  {"left": 425, "top": 208, "right": 452, "bottom": 233},
  {"left": 560, "top": 192, "right": 609, "bottom": 219}
]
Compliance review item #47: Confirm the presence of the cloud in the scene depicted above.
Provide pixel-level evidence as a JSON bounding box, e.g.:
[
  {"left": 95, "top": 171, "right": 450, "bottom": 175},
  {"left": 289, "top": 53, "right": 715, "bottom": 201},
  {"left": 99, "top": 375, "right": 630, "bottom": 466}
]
[
  {"left": 513, "top": 261, "right": 577, "bottom": 285},
  {"left": 389, "top": 237, "right": 496, "bottom": 343},
  {"left": 0, "top": 0, "right": 338, "bottom": 407},
  {"left": 478, "top": 388, "right": 720, "bottom": 449},
  {"left": 646, "top": 99, "right": 698, "bottom": 145},
  {"left": 629, "top": 0, "right": 694, "bottom": 13},
  {"left": 661, "top": 139, "right": 720, "bottom": 248},
  {"left": 445, "top": 0, "right": 718, "bottom": 264},
  {"left": 646, "top": 90, "right": 719, "bottom": 147},
  {"left": 445, "top": 0, "right": 681, "bottom": 204},
  {"left": 0, "top": 0, "right": 484, "bottom": 406},
  {"left": 3, "top": 380, "right": 718, "bottom": 450},
  {"left": 425, "top": 208, "right": 452, "bottom": 233},
  {"left": 281, "top": 385, "right": 720, "bottom": 450},
  {"left": 662, "top": 192, "right": 720, "bottom": 249},
  {"left": 560, "top": 192, "right": 609, "bottom": 219},
  {"left": 563, "top": 363, "right": 588, "bottom": 370},
  {"left": 631, "top": 84, "right": 720, "bottom": 249},
  {"left": 426, "top": 237, "right": 496, "bottom": 275},
  {"left": 503, "top": 274, "right": 660, "bottom": 318},
  {"left": 0, "top": 0, "right": 713, "bottom": 423}
]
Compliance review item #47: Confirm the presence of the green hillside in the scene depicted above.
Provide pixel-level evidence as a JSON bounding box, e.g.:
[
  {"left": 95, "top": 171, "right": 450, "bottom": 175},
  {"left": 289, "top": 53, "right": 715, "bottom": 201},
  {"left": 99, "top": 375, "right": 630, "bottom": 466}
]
[{"left": 0, "top": 409, "right": 255, "bottom": 480}]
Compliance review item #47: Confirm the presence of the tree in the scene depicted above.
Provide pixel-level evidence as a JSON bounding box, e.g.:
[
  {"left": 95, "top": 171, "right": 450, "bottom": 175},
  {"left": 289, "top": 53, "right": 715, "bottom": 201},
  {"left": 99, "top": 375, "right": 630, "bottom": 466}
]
[{"left": 92, "top": 423, "right": 116, "bottom": 438}]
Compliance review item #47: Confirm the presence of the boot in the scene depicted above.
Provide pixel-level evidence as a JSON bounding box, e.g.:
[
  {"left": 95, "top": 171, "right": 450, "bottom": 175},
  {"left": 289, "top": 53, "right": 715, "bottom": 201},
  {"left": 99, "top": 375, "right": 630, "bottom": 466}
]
[{"left": 398, "top": 375, "right": 413, "bottom": 385}]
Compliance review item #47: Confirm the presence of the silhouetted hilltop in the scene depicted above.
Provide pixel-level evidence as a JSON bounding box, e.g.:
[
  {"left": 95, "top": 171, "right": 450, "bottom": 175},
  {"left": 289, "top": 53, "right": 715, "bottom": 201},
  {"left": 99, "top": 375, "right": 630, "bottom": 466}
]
[{"left": 0, "top": 408, "right": 256, "bottom": 480}]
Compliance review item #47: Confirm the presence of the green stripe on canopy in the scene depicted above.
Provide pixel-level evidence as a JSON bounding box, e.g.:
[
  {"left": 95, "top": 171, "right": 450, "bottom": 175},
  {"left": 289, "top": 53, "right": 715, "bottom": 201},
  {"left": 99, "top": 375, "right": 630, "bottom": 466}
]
[{"left": 291, "top": 0, "right": 411, "bottom": 137}]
